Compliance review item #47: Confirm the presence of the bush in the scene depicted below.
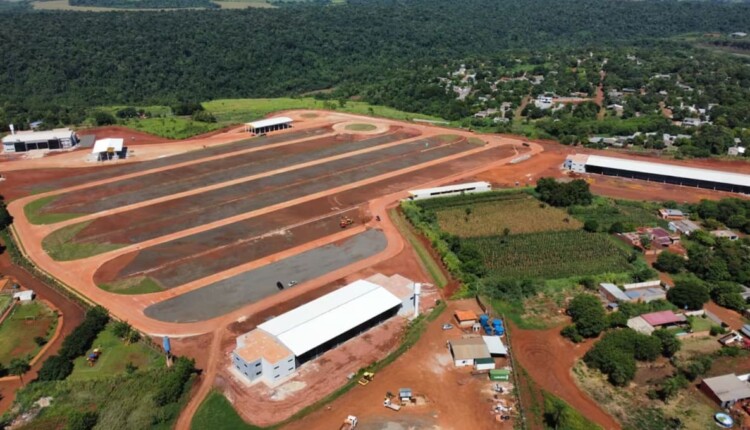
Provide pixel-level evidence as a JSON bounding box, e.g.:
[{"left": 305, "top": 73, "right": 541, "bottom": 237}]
[
  {"left": 609, "top": 221, "right": 626, "bottom": 234},
  {"left": 652, "top": 329, "right": 681, "bottom": 358},
  {"left": 37, "top": 354, "right": 74, "bottom": 381},
  {"left": 153, "top": 357, "right": 196, "bottom": 406},
  {"left": 66, "top": 411, "right": 98, "bottom": 430},
  {"left": 33, "top": 336, "right": 47, "bottom": 346},
  {"left": 583, "top": 220, "right": 599, "bottom": 232},
  {"left": 584, "top": 328, "right": 660, "bottom": 386},
  {"left": 191, "top": 110, "right": 217, "bottom": 123},
  {"left": 654, "top": 251, "right": 685, "bottom": 273},
  {"left": 92, "top": 111, "right": 116, "bottom": 126},
  {"left": 536, "top": 178, "right": 593, "bottom": 207},
  {"left": 567, "top": 294, "right": 607, "bottom": 338},
  {"left": 667, "top": 276, "right": 709, "bottom": 310},
  {"left": 561, "top": 325, "right": 583, "bottom": 343},
  {"left": 710, "top": 325, "right": 727, "bottom": 336},
  {"left": 59, "top": 306, "right": 109, "bottom": 360},
  {"left": 115, "top": 107, "right": 138, "bottom": 119}
]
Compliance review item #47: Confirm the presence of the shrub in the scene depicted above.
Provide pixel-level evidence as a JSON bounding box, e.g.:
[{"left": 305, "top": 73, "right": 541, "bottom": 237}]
[
  {"left": 153, "top": 357, "right": 196, "bottom": 406},
  {"left": 568, "top": 294, "right": 607, "bottom": 338},
  {"left": 92, "top": 111, "right": 116, "bottom": 126},
  {"left": 654, "top": 251, "right": 685, "bottom": 274},
  {"left": 652, "top": 329, "right": 681, "bottom": 358},
  {"left": 583, "top": 220, "right": 599, "bottom": 232},
  {"left": 66, "top": 411, "right": 98, "bottom": 430},
  {"left": 33, "top": 336, "right": 47, "bottom": 346},
  {"left": 37, "top": 355, "right": 74, "bottom": 381},
  {"left": 710, "top": 325, "right": 727, "bottom": 336},
  {"left": 536, "top": 178, "right": 593, "bottom": 207},
  {"left": 561, "top": 325, "right": 583, "bottom": 343}
]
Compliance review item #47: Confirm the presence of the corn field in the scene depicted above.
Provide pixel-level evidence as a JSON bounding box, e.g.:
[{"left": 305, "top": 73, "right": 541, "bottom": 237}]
[
  {"left": 436, "top": 195, "right": 581, "bottom": 237},
  {"left": 465, "top": 230, "right": 632, "bottom": 279}
]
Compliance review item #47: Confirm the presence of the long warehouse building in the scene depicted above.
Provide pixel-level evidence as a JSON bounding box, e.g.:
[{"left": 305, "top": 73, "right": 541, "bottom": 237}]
[
  {"left": 232, "top": 275, "right": 417, "bottom": 386},
  {"left": 564, "top": 154, "right": 750, "bottom": 194}
]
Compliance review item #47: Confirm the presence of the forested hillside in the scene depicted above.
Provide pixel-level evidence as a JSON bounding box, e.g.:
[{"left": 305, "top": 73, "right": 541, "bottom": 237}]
[{"left": 0, "top": 0, "right": 749, "bottom": 128}]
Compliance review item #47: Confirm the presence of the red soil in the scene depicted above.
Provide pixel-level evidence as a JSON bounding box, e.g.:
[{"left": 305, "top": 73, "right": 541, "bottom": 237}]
[
  {"left": 79, "top": 125, "right": 165, "bottom": 145},
  {"left": 509, "top": 322, "right": 621, "bottom": 430}
]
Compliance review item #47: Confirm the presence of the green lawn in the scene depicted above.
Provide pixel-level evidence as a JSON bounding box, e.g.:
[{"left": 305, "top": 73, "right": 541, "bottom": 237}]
[
  {"left": 121, "top": 117, "right": 222, "bottom": 140},
  {"left": 343, "top": 123, "right": 377, "bottom": 131},
  {"left": 0, "top": 294, "right": 12, "bottom": 314},
  {"left": 99, "top": 276, "right": 164, "bottom": 295},
  {"left": 688, "top": 315, "right": 714, "bottom": 333},
  {"left": 42, "top": 221, "right": 125, "bottom": 261},
  {"left": 192, "top": 391, "right": 261, "bottom": 430},
  {"left": 24, "top": 195, "right": 83, "bottom": 225},
  {"left": 68, "top": 322, "right": 162, "bottom": 381},
  {"left": 0, "top": 301, "right": 57, "bottom": 365},
  {"left": 202, "top": 97, "right": 444, "bottom": 124},
  {"left": 390, "top": 208, "right": 448, "bottom": 288}
]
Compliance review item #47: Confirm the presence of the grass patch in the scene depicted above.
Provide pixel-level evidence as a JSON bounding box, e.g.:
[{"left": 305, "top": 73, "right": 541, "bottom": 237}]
[
  {"left": 467, "top": 137, "right": 486, "bottom": 146},
  {"left": 0, "top": 294, "right": 12, "bottom": 313},
  {"left": 0, "top": 301, "right": 57, "bottom": 365},
  {"left": 68, "top": 322, "right": 162, "bottom": 381},
  {"left": 202, "top": 97, "right": 444, "bottom": 124},
  {"left": 343, "top": 123, "right": 376, "bottom": 131},
  {"left": 687, "top": 315, "right": 713, "bottom": 333},
  {"left": 390, "top": 208, "right": 448, "bottom": 287},
  {"left": 492, "top": 298, "right": 549, "bottom": 330},
  {"left": 120, "top": 117, "right": 221, "bottom": 140},
  {"left": 192, "top": 391, "right": 262, "bottom": 430},
  {"left": 216, "top": 1, "right": 275, "bottom": 8},
  {"left": 42, "top": 221, "right": 125, "bottom": 261},
  {"left": 24, "top": 195, "right": 83, "bottom": 225},
  {"left": 543, "top": 391, "right": 603, "bottom": 430},
  {"left": 435, "top": 194, "right": 581, "bottom": 237},
  {"left": 99, "top": 276, "right": 163, "bottom": 295},
  {"left": 568, "top": 197, "right": 668, "bottom": 231},
  {"left": 465, "top": 230, "right": 632, "bottom": 280}
]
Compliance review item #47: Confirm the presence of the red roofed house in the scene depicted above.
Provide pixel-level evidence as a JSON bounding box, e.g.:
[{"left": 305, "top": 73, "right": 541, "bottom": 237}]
[{"left": 640, "top": 310, "right": 687, "bottom": 329}]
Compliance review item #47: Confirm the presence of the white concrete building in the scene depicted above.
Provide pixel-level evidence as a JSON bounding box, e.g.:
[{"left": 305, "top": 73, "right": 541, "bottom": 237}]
[
  {"left": 232, "top": 277, "right": 416, "bottom": 385},
  {"left": 12, "top": 290, "right": 34, "bottom": 302},
  {"left": 407, "top": 181, "right": 491, "bottom": 201},
  {"left": 2, "top": 128, "right": 78, "bottom": 153}
]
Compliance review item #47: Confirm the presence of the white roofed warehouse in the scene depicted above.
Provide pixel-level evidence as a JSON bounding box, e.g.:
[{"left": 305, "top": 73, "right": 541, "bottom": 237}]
[
  {"left": 245, "top": 116, "right": 293, "bottom": 135},
  {"left": 2, "top": 128, "right": 78, "bottom": 153},
  {"left": 231, "top": 276, "right": 417, "bottom": 385},
  {"left": 564, "top": 154, "right": 750, "bottom": 194}
]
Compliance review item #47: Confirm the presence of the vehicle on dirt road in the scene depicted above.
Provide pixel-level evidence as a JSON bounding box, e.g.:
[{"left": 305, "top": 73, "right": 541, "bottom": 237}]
[
  {"left": 358, "top": 372, "right": 374, "bottom": 386},
  {"left": 442, "top": 323, "right": 453, "bottom": 330},
  {"left": 340, "top": 415, "right": 358, "bottom": 430}
]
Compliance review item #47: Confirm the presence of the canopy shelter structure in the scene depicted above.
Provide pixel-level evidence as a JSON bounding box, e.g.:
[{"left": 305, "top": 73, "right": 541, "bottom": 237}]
[{"left": 245, "top": 117, "right": 293, "bottom": 135}]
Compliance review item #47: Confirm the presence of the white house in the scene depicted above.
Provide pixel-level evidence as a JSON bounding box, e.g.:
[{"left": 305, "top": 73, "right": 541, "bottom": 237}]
[{"left": 12, "top": 290, "right": 34, "bottom": 302}]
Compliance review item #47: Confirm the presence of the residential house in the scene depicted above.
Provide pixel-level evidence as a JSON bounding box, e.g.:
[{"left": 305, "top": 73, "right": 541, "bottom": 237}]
[{"left": 668, "top": 219, "right": 702, "bottom": 236}]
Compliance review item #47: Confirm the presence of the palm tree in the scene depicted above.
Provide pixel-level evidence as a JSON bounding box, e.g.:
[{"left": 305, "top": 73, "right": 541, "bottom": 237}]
[{"left": 9, "top": 358, "right": 30, "bottom": 385}]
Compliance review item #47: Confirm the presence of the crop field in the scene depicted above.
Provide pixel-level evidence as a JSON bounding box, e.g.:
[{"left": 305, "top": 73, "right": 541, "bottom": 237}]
[
  {"left": 568, "top": 198, "right": 667, "bottom": 231},
  {"left": 435, "top": 193, "right": 581, "bottom": 237},
  {"left": 465, "top": 230, "right": 632, "bottom": 280},
  {"left": 0, "top": 301, "right": 57, "bottom": 364}
]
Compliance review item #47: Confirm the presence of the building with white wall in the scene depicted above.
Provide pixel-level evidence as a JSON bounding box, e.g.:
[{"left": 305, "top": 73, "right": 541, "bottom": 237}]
[
  {"left": 2, "top": 128, "right": 78, "bottom": 153},
  {"left": 407, "top": 181, "right": 491, "bottom": 201},
  {"left": 232, "top": 276, "right": 417, "bottom": 385},
  {"left": 245, "top": 117, "right": 293, "bottom": 134}
]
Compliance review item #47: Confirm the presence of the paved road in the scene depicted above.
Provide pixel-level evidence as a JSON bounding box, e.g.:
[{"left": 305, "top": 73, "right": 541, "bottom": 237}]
[{"left": 144, "top": 229, "right": 387, "bottom": 323}]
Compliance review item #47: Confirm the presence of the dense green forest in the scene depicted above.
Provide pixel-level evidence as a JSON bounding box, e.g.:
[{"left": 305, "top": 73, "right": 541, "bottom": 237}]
[
  {"left": 1, "top": 0, "right": 750, "bottom": 134},
  {"left": 69, "top": 0, "right": 219, "bottom": 8}
]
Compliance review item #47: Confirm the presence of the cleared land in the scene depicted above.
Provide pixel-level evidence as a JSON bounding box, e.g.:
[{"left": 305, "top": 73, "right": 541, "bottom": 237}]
[
  {"left": 22, "top": 127, "right": 330, "bottom": 200},
  {"left": 0, "top": 302, "right": 57, "bottom": 365},
  {"left": 143, "top": 229, "right": 387, "bottom": 322},
  {"left": 36, "top": 129, "right": 417, "bottom": 217},
  {"left": 94, "top": 145, "right": 514, "bottom": 291},
  {"left": 466, "top": 230, "right": 631, "bottom": 279},
  {"left": 68, "top": 323, "right": 162, "bottom": 381},
  {"left": 436, "top": 193, "right": 581, "bottom": 237},
  {"left": 44, "top": 134, "right": 469, "bottom": 256}
]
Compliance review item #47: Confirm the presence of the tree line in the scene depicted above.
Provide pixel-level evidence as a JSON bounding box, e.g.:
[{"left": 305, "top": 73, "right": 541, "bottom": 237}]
[{"left": 2, "top": 0, "right": 750, "bottom": 129}]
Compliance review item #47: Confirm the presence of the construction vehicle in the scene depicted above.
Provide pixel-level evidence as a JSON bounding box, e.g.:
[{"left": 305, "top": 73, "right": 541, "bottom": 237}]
[
  {"left": 339, "top": 415, "right": 358, "bottom": 430},
  {"left": 339, "top": 216, "right": 354, "bottom": 229},
  {"left": 86, "top": 348, "right": 102, "bottom": 367},
  {"left": 357, "top": 372, "right": 374, "bottom": 386}
]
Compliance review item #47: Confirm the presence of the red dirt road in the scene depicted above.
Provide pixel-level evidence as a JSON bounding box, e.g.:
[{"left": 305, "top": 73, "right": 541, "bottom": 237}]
[
  {"left": 0, "top": 241, "right": 86, "bottom": 415},
  {"left": 509, "top": 322, "right": 621, "bottom": 430}
]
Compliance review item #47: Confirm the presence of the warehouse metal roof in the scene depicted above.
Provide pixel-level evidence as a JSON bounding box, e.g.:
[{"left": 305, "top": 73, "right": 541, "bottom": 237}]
[
  {"left": 258, "top": 280, "right": 401, "bottom": 356},
  {"left": 450, "top": 337, "right": 491, "bottom": 361},
  {"left": 585, "top": 155, "right": 750, "bottom": 187},
  {"left": 702, "top": 374, "right": 750, "bottom": 403},
  {"left": 482, "top": 336, "right": 508, "bottom": 355},
  {"left": 2, "top": 128, "right": 75, "bottom": 144},
  {"left": 92, "top": 138, "right": 124, "bottom": 154},
  {"left": 600, "top": 283, "right": 630, "bottom": 301},
  {"left": 246, "top": 116, "right": 293, "bottom": 129}
]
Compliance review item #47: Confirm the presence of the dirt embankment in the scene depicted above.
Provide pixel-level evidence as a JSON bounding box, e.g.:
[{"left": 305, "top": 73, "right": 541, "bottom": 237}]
[{"left": 509, "top": 322, "right": 621, "bottom": 430}]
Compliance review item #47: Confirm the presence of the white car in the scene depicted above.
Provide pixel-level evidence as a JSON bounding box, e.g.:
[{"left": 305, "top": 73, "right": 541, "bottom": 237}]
[{"left": 442, "top": 323, "right": 454, "bottom": 330}]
